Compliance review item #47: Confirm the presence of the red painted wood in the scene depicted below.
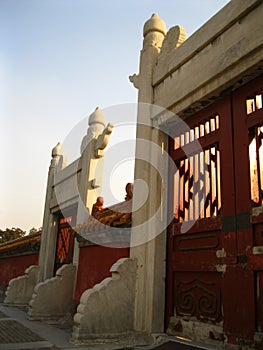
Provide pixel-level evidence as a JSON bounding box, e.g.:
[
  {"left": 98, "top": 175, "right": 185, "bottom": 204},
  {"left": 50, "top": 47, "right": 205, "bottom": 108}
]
[
  {"left": 256, "top": 271, "right": 263, "bottom": 333},
  {"left": 165, "top": 134, "right": 176, "bottom": 327},
  {"left": 166, "top": 97, "right": 233, "bottom": 328},
  {"left": 167, "top": 73, "right": 263, "bottom": 346},
  {"left": 74, "top": 244, "right": 129, "bottom": 302},
  {"left": 229, "top": 75, "right": 263, "bottom": 341},
  {"left": 232, "top": 87, "right": 252, "bottom": 216},
  {"left": 170, "top": 130, "right": 220, "bottom": 160},
  {"left": 222, "top": 265, "right": 255, "bottom": 339},
  {"left": 54, "top": 205, "right": 77, "bottom": 273}
]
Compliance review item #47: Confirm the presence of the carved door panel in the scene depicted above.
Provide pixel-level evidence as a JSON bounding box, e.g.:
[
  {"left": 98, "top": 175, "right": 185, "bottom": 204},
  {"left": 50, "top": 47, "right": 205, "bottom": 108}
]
[
  {"left": 230, "top": 75, "right": 263, "bottom": 341},
  {"left": 167, "top": 96, "right": 233, "bottom": 330},
  {"left": 54, "top": 205, "right": 77, "bottom": 274},
  {"left": 167, "top": 74, "right": 263, "bottom": 345}
]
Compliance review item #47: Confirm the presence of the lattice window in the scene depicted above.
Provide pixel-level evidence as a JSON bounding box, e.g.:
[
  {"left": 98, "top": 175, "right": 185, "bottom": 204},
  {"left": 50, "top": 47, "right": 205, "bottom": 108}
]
[
  {"left": 246, "top": 93, "right": 263, "bottom": 115},
  {"left": 174, "top": 115, "right": 219, "bottom": 149},
  {"left": 57, "top": 226, "right": 71, "bottom": 261},
  {"left": 246, "top": 88, "right": 263, "bottom": 207},
  {"left": 249, "top": 125, "right": 263, "bottom": 207},
  {"left": 173, "top": 115, "right": 221, "bottom": 222},
  {"left": 56, "top": 213, "right": 75, "bottom": 264}
]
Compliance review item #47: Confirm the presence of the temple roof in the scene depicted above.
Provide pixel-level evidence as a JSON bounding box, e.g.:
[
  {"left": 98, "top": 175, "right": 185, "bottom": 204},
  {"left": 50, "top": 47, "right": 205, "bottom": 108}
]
[
  {"left": 75, "top": 199, "right": 132, "bottom": 235},
  {"left": 0, "top": 231, "right": 41, "bottom": 257},
  {"left": 74, "top": 184, "right": 133, "bottom": 246}
]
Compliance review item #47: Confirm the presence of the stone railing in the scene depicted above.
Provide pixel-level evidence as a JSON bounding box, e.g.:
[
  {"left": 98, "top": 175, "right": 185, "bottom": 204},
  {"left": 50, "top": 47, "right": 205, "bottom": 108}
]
[
  {"left": 28, "top": 264, "right": 76, "bottom": 322},
  {"left": 4, "top": 265, "right": 39, "bottom": 306},
  {"left": 72, "top": 258, "right": 137, "bottom": 342}
]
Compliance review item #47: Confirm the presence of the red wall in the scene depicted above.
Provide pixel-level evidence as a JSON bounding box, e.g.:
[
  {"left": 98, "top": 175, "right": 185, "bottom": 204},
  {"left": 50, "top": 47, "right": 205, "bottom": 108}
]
[
  {"left": 0, "top": 254, "right": 39, "bottom": 287},
  {"left": 0, "top": 244, "right": 129, "bottom": 303},
  {"left": 74, "top": 244, "right": 129, "bottom": 302}
]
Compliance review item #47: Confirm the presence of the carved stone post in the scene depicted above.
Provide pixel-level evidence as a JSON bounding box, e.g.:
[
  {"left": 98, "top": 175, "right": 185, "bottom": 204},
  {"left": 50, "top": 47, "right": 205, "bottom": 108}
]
[
  {"left": 129, "top": 14, "right": 168, "bottom": 334},
  {"left": 38, "top": 143, "right": 65, "bottom": 281},
  {"left": 130, "top": 14, "right": 187, "bottom": 335},
  {"left": 73, "top": 107, "right": 113, "bottom": 265},
  {"left": 28, "top": 107, "right": 113, "bottom": 320}
]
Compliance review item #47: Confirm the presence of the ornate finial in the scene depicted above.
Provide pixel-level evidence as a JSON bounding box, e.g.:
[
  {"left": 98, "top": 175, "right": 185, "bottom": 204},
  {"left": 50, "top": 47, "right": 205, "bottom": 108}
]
[
  {"left": 89, "top": 106, "right": 106, "bottom": 128},
  {"left": 81, "top": 107, "right": 108, "bottom": 153},
  {"left": 143, "top": 13, "right": 166, "bottom": 38},
  {"left": 51, "top": 142, "right": 62, "bottom": 158},
  {"left": 129, "top": 14, "right": 166, "bottom": 91},
  {"left": 125, "top": 183, "right": 133, "bottom": 201},
  {"left": 51, "top": 142, "right": 65, "bottom": 169},
  {"left": 91, "top": 196, "right": 104, "bottom": 218}
]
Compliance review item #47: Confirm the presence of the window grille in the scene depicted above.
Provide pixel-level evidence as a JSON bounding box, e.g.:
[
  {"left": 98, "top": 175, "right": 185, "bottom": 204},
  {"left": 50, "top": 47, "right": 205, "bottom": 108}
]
[
  {"left": 249, "top": 125, "right": 263, "bottom": 207},
  {"left": 246, "top": 89, "right": 263, "bottom": 207},
  {"left": 173, "top": 115, "right": 221, "bottom": 222}
]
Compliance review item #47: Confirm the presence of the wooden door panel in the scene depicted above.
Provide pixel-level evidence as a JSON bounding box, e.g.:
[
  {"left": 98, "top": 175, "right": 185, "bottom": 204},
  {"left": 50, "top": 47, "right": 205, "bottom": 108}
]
[
  {"left": 167, "top": 74, "right": 263, "bottom": 346},
  {"left": 54, "top": 205, "right": 77, "bottom": 273},
  {"left": 173, "top": 271, "right": 222, "bottom": 322},
  {"left": 167, "top": 97, "right": 233, "bottom": 329},
  {"left": 232, "top": 75, "right": 263, "bottom": 337}
]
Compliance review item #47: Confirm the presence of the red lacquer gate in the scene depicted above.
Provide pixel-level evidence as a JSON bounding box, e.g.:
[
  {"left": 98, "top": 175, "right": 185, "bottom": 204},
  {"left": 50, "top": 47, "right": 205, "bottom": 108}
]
[
  {"left": 54, "top": 205, "right": 77, "bottom": 273},
  {"left": 167, "top": 74, "right": 263, "bottom": 347}
]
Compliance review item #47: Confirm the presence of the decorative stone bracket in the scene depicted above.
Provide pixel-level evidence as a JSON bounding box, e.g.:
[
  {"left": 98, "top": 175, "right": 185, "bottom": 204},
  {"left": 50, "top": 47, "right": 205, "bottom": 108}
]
[
  {"left": 28, "top": 264, "right": 76, "bottom": 322},
  {"left": 72, "top": 258, "right": 137, "bottom": 343},
  {"left": 95, "top": 123, "right": 114, "bottom": 158},
  {"left": 4, "top": 265, "right": 39, "bottom": 306}
]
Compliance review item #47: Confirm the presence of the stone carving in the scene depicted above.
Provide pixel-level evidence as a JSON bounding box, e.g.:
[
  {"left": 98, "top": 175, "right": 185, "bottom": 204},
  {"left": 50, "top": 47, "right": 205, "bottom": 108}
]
[
  {"left": 72, "top": 258, "right": 137, "bottom": 342},
  {"left": 4, "top": 265, "right": 39, "bottom": 306},
  {"left": 176, "top": 278, "right": 221, "bottom": 321},
  {"left": 125, "top": 182, "right": 133, "bottom": 201},
  {"left": 80, "top": 107, "right": 113, "bottom": 157},
  {"left": 159, "top": 25, "right": 186, "bottom": 57},
  {"left": 143, "top": 13, "right": 166, "bottom": 50},
  {"left": 91, "top": 196, "right": 104, "bottom": 218},
  {"left": 129, "top": 13, "right": 166, "bottom": 91},
  {"left": 81, "top": 106, "right": 106, "bottom": 154},
  {"left": 129, "top": 74, "right": 140, "bottom": 89},
  {"left": 51, "top": 142, "right": 65, "bottom": 170},
  {"left": 143, "top": 13, "right": 166, "bottom": 37},
  {"left": 28, "top": 264, "right": 76, "bottom": 321},
  {"left": 95, "top": 122, "right": 114, "bottom": 158}
]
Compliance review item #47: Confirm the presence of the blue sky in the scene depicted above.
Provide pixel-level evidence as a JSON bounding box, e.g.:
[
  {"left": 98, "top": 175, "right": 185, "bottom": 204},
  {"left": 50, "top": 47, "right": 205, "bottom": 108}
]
[{"left": 0, "top": 0, "right": 230, "bottom": 232}]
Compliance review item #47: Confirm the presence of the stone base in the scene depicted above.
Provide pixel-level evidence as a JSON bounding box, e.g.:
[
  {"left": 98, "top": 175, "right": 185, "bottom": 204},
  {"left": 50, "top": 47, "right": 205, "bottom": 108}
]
[
  {"left": 0, "top": 286, "right": 6, "bottom": 303},
  {"left": 71, "top": 329, "right": 153, "bottom": 347},
  {"left": 167, "top": 316, "right": 224, "bottom": 348},
  {"left": 167, "top": 316, "right": 258, "bottom": 350}
]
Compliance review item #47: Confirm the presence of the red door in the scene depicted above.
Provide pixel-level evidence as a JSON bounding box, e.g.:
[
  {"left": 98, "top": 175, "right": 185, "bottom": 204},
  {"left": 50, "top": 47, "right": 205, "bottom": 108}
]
[
  {"left": 54, "top": 205, "right": 77, "bottom": 273},
  {"left": 167, "top": 74, "right": 263, "bottom": 347},
  {"left": 231, "top": 76, "right": 263, "bottom": 344}
]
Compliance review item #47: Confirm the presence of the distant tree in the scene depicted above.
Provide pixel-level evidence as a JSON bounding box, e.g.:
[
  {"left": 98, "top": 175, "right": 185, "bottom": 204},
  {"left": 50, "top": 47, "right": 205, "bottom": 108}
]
[
  {"left": 28, "top": 227, "right": 42, "bottom": 235},
  {"left": 28, "top": 227, "right": 38, "bottom": 235},
  {"left": 0, "top": 227, "right": 26, "bottom": 244}
]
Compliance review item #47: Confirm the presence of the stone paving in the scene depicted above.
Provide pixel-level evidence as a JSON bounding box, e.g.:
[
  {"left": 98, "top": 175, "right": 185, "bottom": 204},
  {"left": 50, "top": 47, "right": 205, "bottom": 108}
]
[
  {"left": 0, "top": 303, "right": 215, "bottom": 350},
  {"left": 0, "top": 311, "right": 7, "bottom": 318},
  {"left": 0, "top": 319, "right": 44, "bottom": 343},
  {"left": 0, "top": 304, "right": 65, "bottom": 350}
]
